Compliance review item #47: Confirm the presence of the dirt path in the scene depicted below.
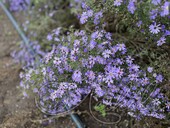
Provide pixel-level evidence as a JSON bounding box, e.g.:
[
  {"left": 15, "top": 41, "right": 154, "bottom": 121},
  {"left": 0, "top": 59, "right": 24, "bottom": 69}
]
[{"left": 0, "top": 8, "right": 76, "bottom": 128}]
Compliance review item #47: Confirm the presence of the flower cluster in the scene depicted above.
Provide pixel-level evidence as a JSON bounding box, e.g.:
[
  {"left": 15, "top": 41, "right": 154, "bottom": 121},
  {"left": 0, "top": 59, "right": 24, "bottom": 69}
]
[
  {"left": 79, "top": 0, "right": 170, "bottom": 46},
  {"left": 6, "top": 0, "right": 30, "bottom": 11},
  {"left": 20, "top": 28, "right": 168, "bottom": 119},
  {"left": 11, "top": 41, "right": 45, "bottom": 68}
]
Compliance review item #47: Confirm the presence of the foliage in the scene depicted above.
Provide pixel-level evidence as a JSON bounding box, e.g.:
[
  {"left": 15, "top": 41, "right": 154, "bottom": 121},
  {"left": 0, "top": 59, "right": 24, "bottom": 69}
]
[{"left": 94, "top": 104, "right": 106, "bottom": 117}]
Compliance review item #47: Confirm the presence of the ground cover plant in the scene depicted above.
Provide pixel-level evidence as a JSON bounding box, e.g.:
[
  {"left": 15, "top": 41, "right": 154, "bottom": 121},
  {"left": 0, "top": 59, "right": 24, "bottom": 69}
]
[{"left": 5, "top": 0, "right": 170, "bottom": 127}]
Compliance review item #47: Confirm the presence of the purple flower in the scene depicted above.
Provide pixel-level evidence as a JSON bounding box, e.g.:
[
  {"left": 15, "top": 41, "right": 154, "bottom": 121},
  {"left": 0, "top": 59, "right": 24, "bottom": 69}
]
[
  {"left": 33, "top": 88, "right": 38, "bottom": 93},
  {"left": 116, "top": 67, "right": 124, "bottom": 79},
  {"left": 105, "top": 66, "right": 116, "bottom": 79},
  {"left": 58, "top": 83, "right": 67, "bottom": 94},
  {"left": 160, "top": 2, "right": 170, "bottom": 17},
  {"left": 9, "top": 0, "right": 30, "bottom": 11},
  {"left": 84, "top": 48, "right": 88, "bottom": 53},
  {"left": 68, "top": 83, "right": 77, "bottom": 90},
  {"left": 85, "top": 70, "right": 95, "bottom": 81},
  {"left": 94, "top": 11, "right": 103, "bottom": 25},
  {"left": 79, "top": 30, "right": 86, "bottom": 36},
  {"left": 91, "top": 31, "right": 103, "bottom": 40},
  {"left": 81, "top": 59, "right": 88, "bottom": 67},
  {"left": 165, "top": 30, "right": 170, "bottom": 36},
  {"left": 42, "top": 67, "right": 47, "bottom": 76},
  {"left": 81, "top": 2, "right": 87, "bottom": 9},
  {"left": 105, "top": 32, "right": 112, "bottom": 40},
  {"left": 60, "top": 46, "right": 69, "bottom": 56},
  {"left": 157, "top": 37, "right": 166, "bottom": 46},
  {"left": 104, "top": 76, "right": 113, "bottom": 84},
  {"left": 126, "top": 56, "right": 134, "bottom": 65},
  {"left": 94, "top": 18, "right": 100, "bottom": 25},
  {"left": 96, "top": 56, "right": 106, "bottom": 65},
  {"left": 103, "top": 99, "right": 112, "bottom": 106},
  {"left": 91, "top": 82, "right": 99, "bottom": 88},
  {"left": 149, "top": 22, "right": 161, "bottom": 34},
  {"left": 161, "top": 25, "right": 166, "bottom": 31},
  {"left": 74, "top": 40, "right": 80, "bottom": 47},
  {"left": 141, "top": 77, "right": 149, "bottom": 86},
  {"left": 151, "top": 0, "right": 161, "bottom": 5},
  {"left": 140, "top": 107, "right": 149, "bottom": 116},
  {"left": 87, "top": 10, "right": 93, "bottom": 17},
  {"left": 82, "top": 36, "right": 88, "bottom": 43},
  {"left": 89, "top": 40, "right": 97, "bottom": 49},
  {"left": 54, "top": 28, "right": 61, "bottom": 36},
  {"left": 95, "top": 11, "right": 103, "bottom": 18},
  {"left": 150, "top": 9, "right": 158, "bottom": 19},
  {"left": 128, "top": 73, "right": 138, "bottom": 81},
  {"left": 53, "top": 57, "right": 61, "bottom": 66},
  {"left": 156, "top": 74, "right": 163, "bottom": 83},
  {"left": 129, "top": 64, "right": 140, "bottom": 72},
  {"left": 91, "top": 31, "right": 98, "bottom": 39},
  {"left": 149, "top": 113, "right": 165, "bottom": 119},
  {"left": 87, "top": 56, "right": 96, "bottom": 68},
  {"left": 128, "top": 1, "right": 136, "bottom": 14},
  {"left": 102, "top": 49, "right": 111, "bottom": 58},
  {"left": 116, "top": 43, "right": 126, "bottom": 52},
  {"left": 136, "top": 20, "right": 142, "bottom": 27},
  {"left": 105, "top": 66, "right": 124, "bottom": 80},
  {"left": 152, "top": 98, "right": 161, "bottom": 106},
  {"left": 72, "top": 70, "right": 82, "bottom": 83},
  {"left": 166, "top": 102, "right": 170, "bottom": 110},
  {"left": 47, "top": 34, "right": 53, "bottom": 41},
  {"left": 114, "top": 0, "right": 123, "bottom": 6},
  {"left": 95, "top": 87, "right": 104, "bottom": 97},
  {"left": 23, "top": 91, "right": 28, "bottom": 97},
  {"left": 114, "top": 58, "right": 123, "bottom": 65},
  {"left": 147, "top": 67, "right": 153, "bottom": 73},
  {"left": 80, "top": 12, "right": 88, "bottom": 24}
]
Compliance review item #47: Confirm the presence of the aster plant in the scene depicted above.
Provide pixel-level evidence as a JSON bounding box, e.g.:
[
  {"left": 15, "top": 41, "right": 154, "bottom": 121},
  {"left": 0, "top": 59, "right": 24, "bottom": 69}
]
[{"left": 20, "top": 28, "right": 169, "bottom": 119}]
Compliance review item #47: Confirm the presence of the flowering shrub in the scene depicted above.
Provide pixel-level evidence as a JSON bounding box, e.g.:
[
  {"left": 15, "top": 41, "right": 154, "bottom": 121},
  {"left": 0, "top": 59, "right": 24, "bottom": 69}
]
[
  {"left": 77, "top": 0, "right": 170, "bottom": 84},
  {"left": 20, "top": 28, "right": 169, "bottom": 119}
]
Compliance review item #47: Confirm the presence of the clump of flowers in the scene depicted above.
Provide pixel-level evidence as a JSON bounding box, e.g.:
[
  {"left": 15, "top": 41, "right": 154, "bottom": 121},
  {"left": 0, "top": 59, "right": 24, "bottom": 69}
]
[
  {"left": 79, "top": 0, "right": 170, "bottom": 46},
  {"left": 6, "top": 0, "right": 30, "bottom": 11},
  {"left": 20, "top": 28, "right": 169, "bottom": 119},
  {"left": 11, "top": 41, "right": 45, "bottom": 68}
]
